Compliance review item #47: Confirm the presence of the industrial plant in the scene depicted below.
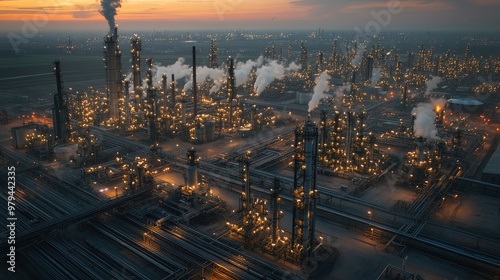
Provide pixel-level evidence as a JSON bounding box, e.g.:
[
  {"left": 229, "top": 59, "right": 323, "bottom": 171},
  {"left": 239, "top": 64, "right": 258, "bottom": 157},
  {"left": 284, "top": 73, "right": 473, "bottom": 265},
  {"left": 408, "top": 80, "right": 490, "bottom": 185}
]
[{"left": 1, "top": 3, "right": 500, "bottom": 279}]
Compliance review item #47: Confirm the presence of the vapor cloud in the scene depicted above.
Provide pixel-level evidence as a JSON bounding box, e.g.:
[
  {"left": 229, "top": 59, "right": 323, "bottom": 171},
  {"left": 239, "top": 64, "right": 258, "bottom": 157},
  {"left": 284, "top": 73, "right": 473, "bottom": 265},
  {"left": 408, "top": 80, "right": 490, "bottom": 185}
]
[
  {"left": 308, "top": 71, "right": 331, "bottom": 112},
  {"left": 424, "top": 75, "right": 442, "bottom": 96}
]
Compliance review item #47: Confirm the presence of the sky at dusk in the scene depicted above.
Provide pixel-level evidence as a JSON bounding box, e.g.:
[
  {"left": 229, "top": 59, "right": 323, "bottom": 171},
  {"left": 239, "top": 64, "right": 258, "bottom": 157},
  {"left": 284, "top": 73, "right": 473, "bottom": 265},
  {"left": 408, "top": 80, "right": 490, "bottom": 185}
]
[{"left": 1, "top": 0, "right": 500, "bottom": 32}]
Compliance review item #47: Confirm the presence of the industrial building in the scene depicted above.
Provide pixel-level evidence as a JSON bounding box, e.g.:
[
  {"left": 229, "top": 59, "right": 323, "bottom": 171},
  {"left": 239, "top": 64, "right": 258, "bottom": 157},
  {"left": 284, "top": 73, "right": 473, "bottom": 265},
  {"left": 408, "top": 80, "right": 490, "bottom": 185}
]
[{"left": 0, "top": 25, "right": 499, "bottom": 280}]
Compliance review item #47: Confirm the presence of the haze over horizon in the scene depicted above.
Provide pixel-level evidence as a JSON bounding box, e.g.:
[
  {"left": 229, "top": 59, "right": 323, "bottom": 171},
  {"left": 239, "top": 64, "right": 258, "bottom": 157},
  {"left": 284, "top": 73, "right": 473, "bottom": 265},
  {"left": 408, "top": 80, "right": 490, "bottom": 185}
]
[{"left": 1, "top": 0, "right": 500, "bottom": 32}]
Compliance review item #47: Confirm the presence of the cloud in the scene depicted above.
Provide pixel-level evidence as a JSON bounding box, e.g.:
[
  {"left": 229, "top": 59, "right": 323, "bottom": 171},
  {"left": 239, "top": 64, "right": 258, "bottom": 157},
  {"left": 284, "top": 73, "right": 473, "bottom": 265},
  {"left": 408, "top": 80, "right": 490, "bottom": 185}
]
[
  {"left": 73, "top": 4, "right": 100, "bottom": 19},
  {"left": 288, "top": 0, "right": 499, "bottom": 30}
]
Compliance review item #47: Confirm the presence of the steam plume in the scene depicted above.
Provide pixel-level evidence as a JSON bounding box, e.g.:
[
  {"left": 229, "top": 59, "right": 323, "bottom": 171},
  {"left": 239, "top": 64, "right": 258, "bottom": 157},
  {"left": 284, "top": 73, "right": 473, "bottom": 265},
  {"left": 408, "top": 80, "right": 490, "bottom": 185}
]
[
  {"left": 411, "top": 99, "right": 445, "bottom": 140},
  {"left": 183, "top": 66, "right": 224, "bottom": 92},
  {"left": 351, "top": 44, "right": 366, "bottom": 67},
  {"left": 235, "top": 56, "right": 263, "bottom": 87},
  {"left": 424, "top": 76, "right": 442, "bottom": 96},
  {"left": 308, "top": 71, "right": 331, "bottom": 112},
  {"left": 100, "top": 0, "right": 122, "bottom": 33},
  {"left": 254, "top": 60, "right": 301, "bottom": 95},
  {"left": 210, "top": 81, "right": 223, "bottom": 94},
  {"left": 152, "top": 58, "right": 191, "bottom": 86},
  {"left": 371, "top": 68, "right": 381, "bottom": 86},
  {"left": 334, "top": 83, "right": 351, "bottom": 104}
]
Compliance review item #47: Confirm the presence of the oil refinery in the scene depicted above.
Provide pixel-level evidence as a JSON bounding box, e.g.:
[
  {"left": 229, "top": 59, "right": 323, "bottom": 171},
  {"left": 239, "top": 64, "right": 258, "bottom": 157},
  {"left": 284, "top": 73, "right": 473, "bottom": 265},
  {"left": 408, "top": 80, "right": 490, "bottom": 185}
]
[{"left": 1, "top": 21, "right": 500, "bottom": 280}]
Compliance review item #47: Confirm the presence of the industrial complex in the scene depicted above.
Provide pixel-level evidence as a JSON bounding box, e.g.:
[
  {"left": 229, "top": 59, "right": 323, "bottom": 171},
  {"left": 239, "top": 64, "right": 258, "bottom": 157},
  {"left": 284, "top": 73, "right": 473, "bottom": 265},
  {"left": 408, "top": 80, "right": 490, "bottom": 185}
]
[{"left": 1, "top": 12, "right": 500, "bottom": 279}]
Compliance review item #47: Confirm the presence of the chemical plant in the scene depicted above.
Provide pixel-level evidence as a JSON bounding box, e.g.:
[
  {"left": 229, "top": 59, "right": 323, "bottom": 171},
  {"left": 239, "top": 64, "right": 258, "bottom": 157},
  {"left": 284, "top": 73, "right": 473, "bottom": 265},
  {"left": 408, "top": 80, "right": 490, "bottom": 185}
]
[{"left": 1, "top": 20, "right": 500, "bottom": 280}]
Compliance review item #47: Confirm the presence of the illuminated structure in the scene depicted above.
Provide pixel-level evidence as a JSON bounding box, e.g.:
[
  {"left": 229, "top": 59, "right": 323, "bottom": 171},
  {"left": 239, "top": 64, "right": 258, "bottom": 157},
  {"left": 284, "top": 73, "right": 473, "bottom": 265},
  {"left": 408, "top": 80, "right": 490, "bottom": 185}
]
[
  {"left": 131, "top": 35, "right": 142, "bottom": 97},
  {"left": 270, "top": 177, "right": 283, "bottom": 247},
  {"left": 52, "top": 60, "right": 70, "bottom": 143},
  {"left": 208, "top": 38, "right": 218, "bottom": 69},
  {"left": 123, "top": 79, "right": 131, "bottom": 129},
  {"left": 192, "top": 46, "right": 198, "bottom": 119},
  {"left": 329, "top": 40, "right": 338, "bottom": 73},
  {"left": 316, "top": 51, "right": 326, "bottom": 74},
  {"left": 123, "top": 157, "right": 154, "bottom": 191},
  {"left": 227, "top": 56, "right": 236, "bottom": 128},
  {"left": 185, "top": 147, "right": 199, "bottom": 193},
  {"left": 145, "top": 58, "right": 158, "bottom": 142},
  {"left": 292, "top": 117, "right": 319, "bottom": 261},
  {"left": 103, "top": 26, "right": 123, "bottom": 121}
]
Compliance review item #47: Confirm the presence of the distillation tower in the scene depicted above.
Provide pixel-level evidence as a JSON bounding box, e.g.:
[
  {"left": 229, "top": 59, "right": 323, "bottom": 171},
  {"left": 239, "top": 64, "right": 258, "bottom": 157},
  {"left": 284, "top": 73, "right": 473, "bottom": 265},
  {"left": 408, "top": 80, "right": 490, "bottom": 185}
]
[
  {"left": 103, "top": 26, "right": 123, "bottom": 121},
  {"left": 292, "top": 117, "right": 319, "bottom": 261},
  {"left": 53, "top": 60, "right": 70, "bottom": 143}
]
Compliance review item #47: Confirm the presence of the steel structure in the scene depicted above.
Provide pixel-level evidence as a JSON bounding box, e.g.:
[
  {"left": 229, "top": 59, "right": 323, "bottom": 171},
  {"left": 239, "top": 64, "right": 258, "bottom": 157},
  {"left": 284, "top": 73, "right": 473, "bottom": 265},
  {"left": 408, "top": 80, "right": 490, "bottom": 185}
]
[
  {"left": 292, "top": 118, "right": 319, "bottom": 260},
  {"left": 103, "top": 26, "right": 123, "bottom": 121}
]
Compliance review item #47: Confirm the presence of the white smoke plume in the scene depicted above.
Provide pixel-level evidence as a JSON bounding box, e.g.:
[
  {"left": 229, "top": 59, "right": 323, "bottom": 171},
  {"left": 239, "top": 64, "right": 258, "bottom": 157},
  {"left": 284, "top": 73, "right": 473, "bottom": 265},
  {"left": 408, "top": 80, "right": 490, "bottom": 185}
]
[
  {"left": 152, "top": 58, "right": 191, "bottom": 86},
  {"left": 287, "top": 61, "right": 302, "bottom": 72},
  {"left": 254, "top": 61, "right": 285, "bottom": 95},
  {"left": 371, "top": 68, "right": 381, "bottom": 86},
  {"left": 183, "top": 66, "right": 225, "bottom": 92},
  {"left": 412, "top": 103, "right": 439, "bottom": 139},
  {"left": 351, "top": 43, "right": 366, "bottom": 67},
  {"left": 210, "top": 80, "right": 223, "bottom": 94},
  {"left": 235, "top": 56, "right": 263, "bottom": 87},
  {"left": 308, "top": 71, "right": 331, "bottom": 112},
  {"left": 334, "top": 83, "right": 351, "bottom": 104},
  {"left": 100, "top": 0, "right": 122, "bottom": 33},
  {"left": 424, "top": 76, "right": 442, "bottom": 96},
  {"left": 254, "top": 60, "right": 301, "bottom": 95},
  {"left": 430, "top": 97, "right": 447, "bottom": 109}
]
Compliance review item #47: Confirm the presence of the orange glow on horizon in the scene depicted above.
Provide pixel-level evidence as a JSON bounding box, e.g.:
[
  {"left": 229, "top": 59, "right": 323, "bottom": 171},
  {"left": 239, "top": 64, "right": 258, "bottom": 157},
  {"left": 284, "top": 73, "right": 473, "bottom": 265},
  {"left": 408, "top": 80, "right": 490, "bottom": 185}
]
[{"left": 0, "top": 0, "right": 308, "bottom": 23}]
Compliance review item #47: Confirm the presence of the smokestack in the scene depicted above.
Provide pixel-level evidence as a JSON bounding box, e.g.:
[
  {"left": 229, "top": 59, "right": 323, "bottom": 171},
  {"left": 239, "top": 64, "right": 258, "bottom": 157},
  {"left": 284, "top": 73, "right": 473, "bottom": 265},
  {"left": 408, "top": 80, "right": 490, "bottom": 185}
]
[
  {"left": 55, "top": 61, "right": 63, "bottom": 104},
  {"left": 345, "top": 111, "right": 354, "bottom": 168},
  {"left": 124, "top": 79, "right": 130, "bottom": 129},
  {"left": 171, "top": 74, "right": 176, "bottom": 111},
  {"left": 320, "top": 109, "right": 328, "bottom": 159},
  {"left": 162, "top": 74, "right": 168, "bottom": 109},
  {"left": 228, "top": 56, "right": 235, "bottom": 99},
  {"left": 228, "top": 56, "right": 235, "bottom": 127},
  {"left": 192, "top": 46, "right": 197, "bottom": 119},
  {"left": 53, "top": 60, "right": 68, "bottom": 142},
  {"left": 453, "top": 128, "right": 462, "bottom": 157},
  {"left": 146, "top": 58, "right": 157, "bottom": 142},
  {"left": 187, "top": 147, "right": 199, "bottom": 188}
]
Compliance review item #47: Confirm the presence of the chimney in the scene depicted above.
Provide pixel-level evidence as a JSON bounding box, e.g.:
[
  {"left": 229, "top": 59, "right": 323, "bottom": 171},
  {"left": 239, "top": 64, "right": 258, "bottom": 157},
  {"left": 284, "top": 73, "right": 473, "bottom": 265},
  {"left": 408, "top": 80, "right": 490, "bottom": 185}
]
[
  {"left": 171, "top": 74, "right": 176, "bottom": 111},
  {"left": 192, "top": 46, "right": 197, "bottom": 119}
]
